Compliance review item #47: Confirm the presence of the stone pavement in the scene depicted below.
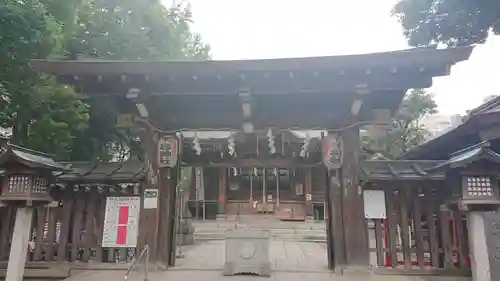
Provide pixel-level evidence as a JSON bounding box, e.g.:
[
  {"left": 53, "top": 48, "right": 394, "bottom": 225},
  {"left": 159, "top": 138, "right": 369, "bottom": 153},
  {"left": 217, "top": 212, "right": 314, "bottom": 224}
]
[
  {"left": 62, "top": 240, "right": 470, "bottom": 281},
  {"left": 193, "top": 219, "right": 327, "bottom": 241},
  {"left": 175, "top": 240, "right": 328, "bottom": 271},
  {"left": 64, "top": 269, "right": 471, "bottom": 281}
]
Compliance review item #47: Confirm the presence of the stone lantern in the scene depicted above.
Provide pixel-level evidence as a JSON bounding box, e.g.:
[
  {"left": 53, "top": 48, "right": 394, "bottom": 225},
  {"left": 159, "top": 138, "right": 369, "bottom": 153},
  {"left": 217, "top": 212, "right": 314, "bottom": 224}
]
[
  {"left": 456, "top": 174, "right": 500, "bottom": 211},
  {"left": 0, "top": 145, "right": 68, "bottom": 206},
  {"left": 430, "top": 141, "right": 500, "bottom": 212},
  {"left": 0, "top": 145, "right": 68, "bottom": 281}
]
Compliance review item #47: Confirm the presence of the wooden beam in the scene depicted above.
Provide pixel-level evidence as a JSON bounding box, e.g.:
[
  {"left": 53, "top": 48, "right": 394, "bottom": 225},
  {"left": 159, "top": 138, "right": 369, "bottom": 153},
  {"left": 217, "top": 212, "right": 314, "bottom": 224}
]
[{"left": 59, "top": 72, "right": 435, "bottom": 96}]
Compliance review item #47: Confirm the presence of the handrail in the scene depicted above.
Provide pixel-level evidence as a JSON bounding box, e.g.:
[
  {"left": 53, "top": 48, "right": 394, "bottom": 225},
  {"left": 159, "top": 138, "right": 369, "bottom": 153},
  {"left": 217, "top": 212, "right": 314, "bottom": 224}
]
[{"left": 124, "top": 245, "right": 149, "bottom": 281}]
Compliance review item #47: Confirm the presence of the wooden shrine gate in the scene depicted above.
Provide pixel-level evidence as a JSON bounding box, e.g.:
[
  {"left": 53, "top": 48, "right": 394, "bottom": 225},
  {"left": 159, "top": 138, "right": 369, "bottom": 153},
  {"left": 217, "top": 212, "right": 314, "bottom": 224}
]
[{"left": 30, "top": 46, "right": 472, "bottom": 272}]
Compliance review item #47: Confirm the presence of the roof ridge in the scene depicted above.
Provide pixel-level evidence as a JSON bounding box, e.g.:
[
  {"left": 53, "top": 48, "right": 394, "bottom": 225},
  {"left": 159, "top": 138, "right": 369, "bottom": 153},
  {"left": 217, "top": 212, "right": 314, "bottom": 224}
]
[
  {"left": 467, "top": 95, "right": 500, "bottom": 117},
  {"left": 9, "top": 144, "right": 54, "bottom": 158}
]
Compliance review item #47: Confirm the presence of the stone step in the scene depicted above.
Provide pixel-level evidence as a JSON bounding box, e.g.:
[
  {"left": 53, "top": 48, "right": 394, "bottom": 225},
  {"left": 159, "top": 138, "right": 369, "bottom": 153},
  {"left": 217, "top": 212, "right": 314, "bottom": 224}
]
[
  {"left": 192, "top": 217, "right": 327, "bottom": 242},
  {"left": 194, "top": 231, "right": 326, "bottom": 236},
  {"left": 192, "top": 222, "right": 326, "bottom": 230},
  {"left": 193, "top": 233, "right": 326, "bottom": 242},
  {"left": 194, "top": 227, "right": 327, "bottom": 241},
  {"left": 194, "top": 224, "right": 326, "bottom": 230}
]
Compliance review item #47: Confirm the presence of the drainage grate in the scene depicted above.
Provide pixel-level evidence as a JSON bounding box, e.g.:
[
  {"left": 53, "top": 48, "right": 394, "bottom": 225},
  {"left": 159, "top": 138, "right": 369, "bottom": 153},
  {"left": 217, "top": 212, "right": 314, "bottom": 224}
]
[{"left": 234, "top": 272, "right": 260, "bottom": 276}]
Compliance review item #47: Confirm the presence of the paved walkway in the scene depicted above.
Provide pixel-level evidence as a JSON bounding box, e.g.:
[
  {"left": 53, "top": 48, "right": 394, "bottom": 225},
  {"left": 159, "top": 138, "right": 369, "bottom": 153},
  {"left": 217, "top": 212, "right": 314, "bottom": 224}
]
[
  {"left": 65, "top": 269, "right": 471, "bottom": 281},
  {"left": 62, "top": 223, "right": 470, "bottom": 281},
  {"left": 174, "top": 240, "right": 328, "bottom": 271},
  {"left": 63, "top": 241, "right": 470, "bottom": 281}
]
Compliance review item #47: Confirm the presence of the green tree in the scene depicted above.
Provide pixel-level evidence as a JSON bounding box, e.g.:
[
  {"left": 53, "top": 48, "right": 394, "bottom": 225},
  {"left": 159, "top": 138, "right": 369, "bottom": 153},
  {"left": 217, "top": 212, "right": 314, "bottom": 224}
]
[
  {"left": 67, "top": 0, "right": 209, "bottom": 60},
  {"left": 0, "top": 0, "right": 89, "bottom": 158},
  {"left": 0, "top": 0, "right": 209, "bottom": 160},
  {"left": 362, "top": 89, "right": 438, "bottom": 158},
  {"left": 65, "top": 1, "right": 210, "bottom": 161},
  {"left": 393, "top": 0, "right": 500, "bottom": 46}
]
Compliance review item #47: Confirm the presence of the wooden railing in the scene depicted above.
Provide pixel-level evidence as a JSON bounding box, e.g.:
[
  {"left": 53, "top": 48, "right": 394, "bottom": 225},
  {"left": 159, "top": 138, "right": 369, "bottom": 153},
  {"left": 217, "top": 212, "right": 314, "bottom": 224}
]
[
  {"left": 0, "top": 188, "right": 138, "bottom": 263},
  {"left": 0, "top": 180, "right": 472, "bottom": 274},
  {"left": 368, "top": 186, "right": 470, "bottom": 272}
]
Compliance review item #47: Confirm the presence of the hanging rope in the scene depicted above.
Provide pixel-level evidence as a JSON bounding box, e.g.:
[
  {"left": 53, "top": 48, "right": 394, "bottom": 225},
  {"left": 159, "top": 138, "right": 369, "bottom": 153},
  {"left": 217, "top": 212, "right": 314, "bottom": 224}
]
[{"left": 135, "top": 116, "right": 389, "bottom": 135}]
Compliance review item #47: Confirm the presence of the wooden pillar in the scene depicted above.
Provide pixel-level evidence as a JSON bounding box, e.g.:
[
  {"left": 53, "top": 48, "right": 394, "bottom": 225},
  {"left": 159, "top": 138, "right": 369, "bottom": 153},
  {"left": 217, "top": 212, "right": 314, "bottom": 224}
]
[
  {"left": 136, "top": 127, "right": 179, "bottom": 266},
  {"left": 339, "top": 126, "right": 369, "bottom": 267},
  {"left": 218, "top": 168, "right": 227, "bottom": 215},
  {"left": 276, "top": 168, "right": 280, "bottom": 208},
  {"left": 305, "top": 168, "right": 313, "bottom": 219},
  {"left": 328, "top": 169, "right": 345, "bottom": 269},
  {"left": 263, "top": 168, "right": 268, "bottom": 212},
  {"left": 6, "top": 207, "right": 33, "bottom": 281},
  {"left": 164, "top": 166, "right": 181, "bottom": 266},
  {"left": 250, "top": 169, "right": 254, "bottom": 202},
  {"left": 137, "top": 128, "right": 160, "bottom": 262},
  {"left": 136, "top": 182, "right": 146, "bottom": 250},
  {"left": 162, "top": 167, "right": 178, "bottom": 266}
]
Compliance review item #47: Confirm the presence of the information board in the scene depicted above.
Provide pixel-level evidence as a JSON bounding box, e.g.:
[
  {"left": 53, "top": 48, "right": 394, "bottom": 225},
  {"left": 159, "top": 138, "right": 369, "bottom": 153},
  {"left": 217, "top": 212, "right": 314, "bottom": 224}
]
[
  {"left": 102, "top": 196, "right": 140, "bottom": 248},
  {"left": 143, "top": 189, "right": 158, "bottom": 209},
  {"left": 363, "top": 190, "right": 387, "bottom": 219}
]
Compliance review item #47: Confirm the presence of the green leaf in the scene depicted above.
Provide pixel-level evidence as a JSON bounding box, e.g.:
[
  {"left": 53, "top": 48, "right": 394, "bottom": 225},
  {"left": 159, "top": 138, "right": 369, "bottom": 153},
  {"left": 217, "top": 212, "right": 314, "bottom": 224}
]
[
  {"left": 1, "top": 0, "right": 210, "bottom": 161},
  {"left": 363, "top": 89, "right": 438, "bottom": 159},
  {"left": 393, "top": 0, "right": 500, "bottom": 46}
]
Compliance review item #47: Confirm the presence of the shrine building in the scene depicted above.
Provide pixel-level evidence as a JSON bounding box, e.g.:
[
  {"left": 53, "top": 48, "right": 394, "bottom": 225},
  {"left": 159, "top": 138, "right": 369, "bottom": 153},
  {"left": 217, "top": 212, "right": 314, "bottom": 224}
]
[{"left": 0, "top": 46, "right": 486, "bottom": 280}]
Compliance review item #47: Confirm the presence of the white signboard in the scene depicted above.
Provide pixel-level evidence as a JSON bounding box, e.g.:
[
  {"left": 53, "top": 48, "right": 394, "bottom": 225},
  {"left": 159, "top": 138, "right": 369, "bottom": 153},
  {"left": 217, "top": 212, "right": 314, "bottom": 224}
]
[
  {"left": 295, "top": 183, "right": 304, "bottom": 195},
  {"left": 267, "top": 194, "right": 273, "bottom": 202},
  {"left": 102, "top": 197, "right": 140, "bottom": 248},
  {"left": 143, "top": 189, "right": 158, "bottom": 209},
  {"left": 195, "top": 167, "right": 205, "bottom": 201},
  {"left": 363, "top": 190, "right": 387, "bottom": 219}
]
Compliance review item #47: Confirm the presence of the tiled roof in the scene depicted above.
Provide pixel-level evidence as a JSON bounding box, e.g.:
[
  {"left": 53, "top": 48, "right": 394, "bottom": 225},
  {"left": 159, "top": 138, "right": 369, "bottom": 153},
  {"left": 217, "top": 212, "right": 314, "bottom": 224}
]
[{"left": 361, "top": 160, "right": 444, "bottom": 181}]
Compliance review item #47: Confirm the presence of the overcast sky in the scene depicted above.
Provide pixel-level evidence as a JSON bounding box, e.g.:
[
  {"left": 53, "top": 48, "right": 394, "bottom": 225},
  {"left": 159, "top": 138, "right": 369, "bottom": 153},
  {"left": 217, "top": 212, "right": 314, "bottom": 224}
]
[{"left": 164, "top": 0, "right": 500, "bottom": 115}]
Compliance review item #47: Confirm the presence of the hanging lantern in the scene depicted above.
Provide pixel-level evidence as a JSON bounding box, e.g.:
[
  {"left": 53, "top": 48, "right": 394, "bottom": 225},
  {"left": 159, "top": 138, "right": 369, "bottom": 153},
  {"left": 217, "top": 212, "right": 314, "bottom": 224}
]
[
  {"left": 158, "top": 135, "right": 178, "bottom": 168},
  {"left": 228, "top": 131, "right": 236, "bottom": 156},
  {"left": 192, "top": 132, "right": 201, "bottom": 155},
  {"left": 300, "top": 132, "right": 311, "bottom": 158},
  {"left": 322, "top": 133, "right": 343, "bottom": 169},
  {"left": 267, "top": 128, "right": 276, "bottom": 154}
]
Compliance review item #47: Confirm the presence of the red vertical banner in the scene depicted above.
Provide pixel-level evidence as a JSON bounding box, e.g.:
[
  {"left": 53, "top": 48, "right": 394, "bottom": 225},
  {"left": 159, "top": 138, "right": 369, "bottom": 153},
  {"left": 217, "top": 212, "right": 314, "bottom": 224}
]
[
  {"left": 116, "top": 205, "right": 129, "bottom": 245},
  {"left": 384, "top": 220, "right": 391, "bottom": 267}
]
